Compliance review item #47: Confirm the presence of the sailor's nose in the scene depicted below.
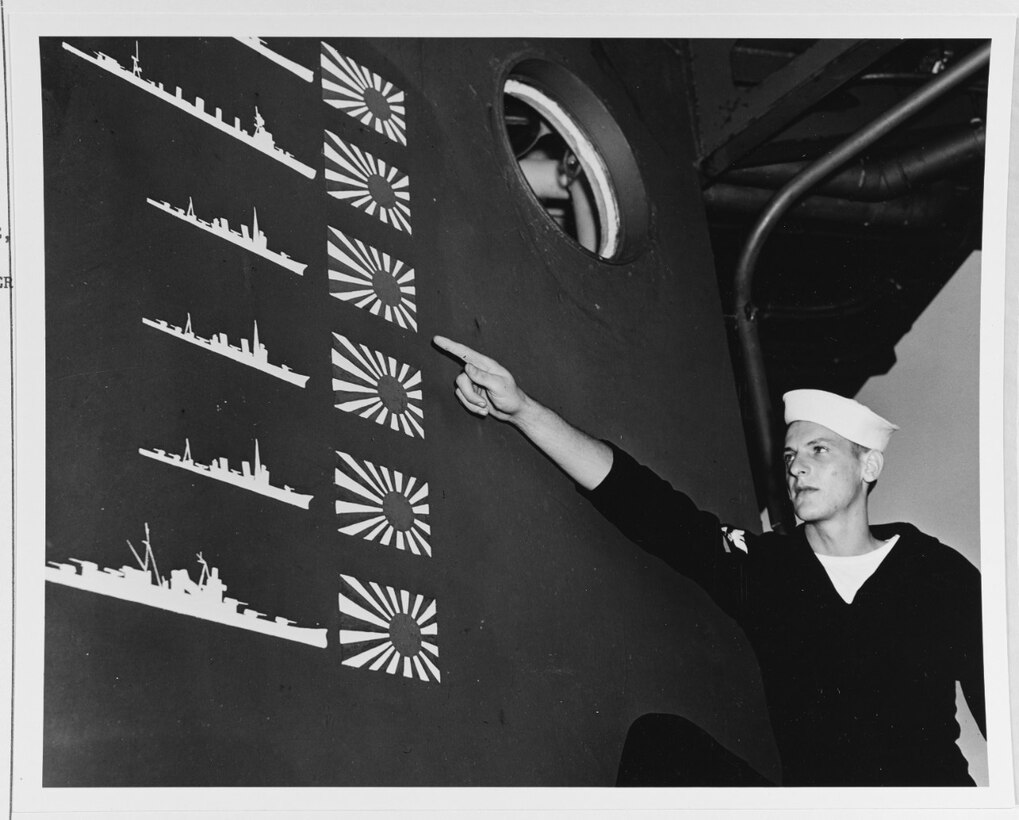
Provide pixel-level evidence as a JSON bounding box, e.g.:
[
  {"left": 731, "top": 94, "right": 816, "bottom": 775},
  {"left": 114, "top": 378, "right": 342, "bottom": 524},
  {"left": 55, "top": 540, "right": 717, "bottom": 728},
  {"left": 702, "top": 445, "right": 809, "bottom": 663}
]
[{"left": 787, "top": 454, "right": 808, "bottom": 476}]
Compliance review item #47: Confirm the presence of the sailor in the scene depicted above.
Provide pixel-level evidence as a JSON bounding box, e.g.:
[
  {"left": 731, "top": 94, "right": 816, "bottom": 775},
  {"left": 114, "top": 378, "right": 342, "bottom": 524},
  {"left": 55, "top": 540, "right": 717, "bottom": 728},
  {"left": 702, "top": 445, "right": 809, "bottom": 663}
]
[{"left": 433, "top": 335, "right": 985, "bottom": 787}]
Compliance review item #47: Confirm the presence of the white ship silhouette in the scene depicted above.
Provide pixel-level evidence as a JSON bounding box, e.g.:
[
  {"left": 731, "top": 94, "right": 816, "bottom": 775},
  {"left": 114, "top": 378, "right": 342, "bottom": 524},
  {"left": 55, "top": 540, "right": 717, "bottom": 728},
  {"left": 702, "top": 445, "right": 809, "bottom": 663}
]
[
  {"left": 147, "top": 196, "right": 307, "bottom": 276},
  {"left": 45, "top": 524, "right": 328, "bottom": 648},
  {"left": 143, "top": 313, "right": 310, "bottom": 388},
  {"left": 139, "top": 439, "right": 313, "bottom": 510},
  {"left": 234, "top": 37, "right": 314, "bottom": 83},
  {"left": 62, "top": 40, "right": 316, "bottom": 179}
]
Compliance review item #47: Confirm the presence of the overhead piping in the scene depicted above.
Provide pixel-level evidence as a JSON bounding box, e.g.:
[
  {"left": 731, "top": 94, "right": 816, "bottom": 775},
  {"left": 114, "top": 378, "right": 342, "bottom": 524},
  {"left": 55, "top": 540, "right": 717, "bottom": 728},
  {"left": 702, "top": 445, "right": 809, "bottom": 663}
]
[
  {"left": 732, "top": 43, "right": 991, "bottom": 532},
  {"left": 704, "top": 182, "right": 957, "bottom": 227},
  {"left": 719, "top": 123, "right": 985, "bottom": 202}
]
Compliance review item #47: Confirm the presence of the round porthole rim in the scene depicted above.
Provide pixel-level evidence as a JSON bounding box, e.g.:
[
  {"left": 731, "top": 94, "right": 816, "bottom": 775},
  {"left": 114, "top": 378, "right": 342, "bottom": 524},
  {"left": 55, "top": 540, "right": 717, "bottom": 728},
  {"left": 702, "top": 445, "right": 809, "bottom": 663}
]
[{"left": 504, "top": 77, "right": 622, "bottom": 260}]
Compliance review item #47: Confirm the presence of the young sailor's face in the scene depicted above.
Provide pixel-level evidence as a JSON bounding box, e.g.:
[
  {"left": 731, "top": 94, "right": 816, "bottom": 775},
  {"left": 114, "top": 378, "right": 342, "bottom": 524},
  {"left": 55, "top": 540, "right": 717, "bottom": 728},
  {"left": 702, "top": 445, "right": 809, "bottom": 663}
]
[{"left": 783, "top": 421, "right": 868, "bottom": 523}]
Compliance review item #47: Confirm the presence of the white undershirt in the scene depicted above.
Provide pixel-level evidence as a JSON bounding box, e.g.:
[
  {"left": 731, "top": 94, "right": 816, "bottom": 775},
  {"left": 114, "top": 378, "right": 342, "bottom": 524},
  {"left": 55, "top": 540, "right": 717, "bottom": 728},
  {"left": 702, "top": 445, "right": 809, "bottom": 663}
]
[{"left": 813, "top": 535, "right": 900, "bottom": 604}]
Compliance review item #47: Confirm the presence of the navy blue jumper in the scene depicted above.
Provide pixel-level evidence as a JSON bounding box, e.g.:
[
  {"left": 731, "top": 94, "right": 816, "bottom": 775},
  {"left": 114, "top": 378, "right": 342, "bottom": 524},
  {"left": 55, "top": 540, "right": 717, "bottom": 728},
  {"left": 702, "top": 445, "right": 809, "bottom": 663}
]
[{"left": 584, "top": 444, "right": 985, "bottom": 786}]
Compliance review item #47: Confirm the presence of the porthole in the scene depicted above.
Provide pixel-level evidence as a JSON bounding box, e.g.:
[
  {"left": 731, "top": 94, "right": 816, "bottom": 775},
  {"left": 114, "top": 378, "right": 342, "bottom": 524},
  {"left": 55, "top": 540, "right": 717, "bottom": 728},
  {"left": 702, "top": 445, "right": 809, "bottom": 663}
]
[{"left": 501, "top": 60, "right": 648, "bottom": 261}]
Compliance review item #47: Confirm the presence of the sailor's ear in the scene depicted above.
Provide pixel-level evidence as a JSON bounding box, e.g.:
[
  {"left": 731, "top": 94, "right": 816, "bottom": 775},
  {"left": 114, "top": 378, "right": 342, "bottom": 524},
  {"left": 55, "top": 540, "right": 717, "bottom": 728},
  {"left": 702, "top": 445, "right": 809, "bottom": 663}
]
[{"left": 860, "top": 449, "right": 884, "bottom": 484}]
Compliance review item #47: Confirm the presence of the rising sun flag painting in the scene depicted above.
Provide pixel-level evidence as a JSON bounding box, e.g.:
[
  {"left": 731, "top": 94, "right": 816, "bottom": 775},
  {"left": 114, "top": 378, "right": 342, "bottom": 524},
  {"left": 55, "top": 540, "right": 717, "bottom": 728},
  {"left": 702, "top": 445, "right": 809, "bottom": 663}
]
[
  {"left": 324, "top": 129, "right": 412, "bottom": 233},
  {"left": 334, "top": 450, "right": 432, "bottom": 557},
  {"left": 320, "top": 42, "right": 407, "bottom": 146},
  {"left": 327, "top": 226, "right": 418, "bottom": 331},
  {"left": 338, "top": 574, "right": 440, "bottom": 683}
]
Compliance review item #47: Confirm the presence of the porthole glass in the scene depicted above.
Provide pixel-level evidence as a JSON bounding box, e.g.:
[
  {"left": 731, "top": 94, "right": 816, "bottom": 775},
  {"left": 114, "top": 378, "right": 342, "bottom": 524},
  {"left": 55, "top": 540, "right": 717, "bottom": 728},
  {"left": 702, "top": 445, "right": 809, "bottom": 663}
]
[{"left": 501, "top": 61, "right": 648, "bottom": 262}]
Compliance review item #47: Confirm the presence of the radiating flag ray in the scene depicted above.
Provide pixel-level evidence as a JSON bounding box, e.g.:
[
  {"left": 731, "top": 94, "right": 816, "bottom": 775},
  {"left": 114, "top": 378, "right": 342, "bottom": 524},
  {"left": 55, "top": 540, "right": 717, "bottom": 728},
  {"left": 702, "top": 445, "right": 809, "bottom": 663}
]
[
  {"left": 321, "top": 43, "right": 407, "bottom": 146},
  {"left": 328, "top": 227, "right": 417, "bottom": 331},
  {"left": 332, "top": 333, "right": 424, "bottom": 439},
  {"left": 339, "top": 574, "right": 440, "bottom": 683},
  {"left": 343, "top": 641, "right": 391, "bottom": 669},
  {"left": 344, "top": 575, "right": 390, "bottom": 620},
  {"left": 324, "top": 130, "right": 412, "bottom": 234},
  {"left": 342, "top": 629, "right": 393, "bottom": 643},
  {"left": 418, "top": 600, "right": 437, "bottom": 625},
  {"left": 374, "top": 648, "right": 397, "bottom": 672}
]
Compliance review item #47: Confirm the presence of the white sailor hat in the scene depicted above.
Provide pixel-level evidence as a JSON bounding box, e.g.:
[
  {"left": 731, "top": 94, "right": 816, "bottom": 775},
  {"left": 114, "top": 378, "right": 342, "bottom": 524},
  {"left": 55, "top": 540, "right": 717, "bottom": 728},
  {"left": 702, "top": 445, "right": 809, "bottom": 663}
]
[{"left": 783, "top": 389, "right": 899, "bottom": 451}]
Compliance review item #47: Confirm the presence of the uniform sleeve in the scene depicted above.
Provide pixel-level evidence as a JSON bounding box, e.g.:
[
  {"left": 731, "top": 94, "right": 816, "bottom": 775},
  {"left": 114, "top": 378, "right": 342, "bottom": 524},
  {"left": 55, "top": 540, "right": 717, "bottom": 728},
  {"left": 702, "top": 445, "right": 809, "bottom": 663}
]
[{"left": 580, "top": 442, "right": 754, "bottom": 619}]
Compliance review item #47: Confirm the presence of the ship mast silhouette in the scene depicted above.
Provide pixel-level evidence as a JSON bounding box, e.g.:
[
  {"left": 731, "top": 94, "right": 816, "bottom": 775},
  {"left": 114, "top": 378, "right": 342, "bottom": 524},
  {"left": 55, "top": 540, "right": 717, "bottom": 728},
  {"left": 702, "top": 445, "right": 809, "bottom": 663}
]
[
  {"left": 130, "top": 41, "right": 141, "bottom": 78},
  {"left": 196, "top": 552, "right": 210, "bottom": 586},
  {"left": 126, "top": 522, "right": 162, "bottom": 586}
]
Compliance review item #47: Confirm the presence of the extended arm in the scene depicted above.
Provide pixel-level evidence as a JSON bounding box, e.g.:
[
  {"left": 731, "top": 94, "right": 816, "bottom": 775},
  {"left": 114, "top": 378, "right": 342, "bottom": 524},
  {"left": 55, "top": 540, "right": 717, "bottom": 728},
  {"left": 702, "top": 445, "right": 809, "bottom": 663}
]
[
  {"left": 434, "top": 336, "right": 748, "bottom": 618},
  {"left": 433, "top": 335, "right": 612, "bottom": 490}
]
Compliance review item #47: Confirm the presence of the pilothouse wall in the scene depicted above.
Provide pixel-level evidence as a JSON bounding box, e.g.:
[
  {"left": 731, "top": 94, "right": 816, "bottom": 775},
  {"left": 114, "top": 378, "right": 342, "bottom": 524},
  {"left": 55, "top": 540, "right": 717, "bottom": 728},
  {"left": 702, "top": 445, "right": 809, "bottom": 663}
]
[{"left": 42, "top": 37, "right": 773, "bottom": 786}]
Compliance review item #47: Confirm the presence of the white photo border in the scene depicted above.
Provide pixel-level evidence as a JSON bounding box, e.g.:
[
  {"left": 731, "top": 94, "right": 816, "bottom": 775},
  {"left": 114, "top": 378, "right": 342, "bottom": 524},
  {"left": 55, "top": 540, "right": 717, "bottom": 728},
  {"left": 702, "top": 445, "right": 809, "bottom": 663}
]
[{"left": 5, "top": 1, "right": 1017, "bottom": 816}]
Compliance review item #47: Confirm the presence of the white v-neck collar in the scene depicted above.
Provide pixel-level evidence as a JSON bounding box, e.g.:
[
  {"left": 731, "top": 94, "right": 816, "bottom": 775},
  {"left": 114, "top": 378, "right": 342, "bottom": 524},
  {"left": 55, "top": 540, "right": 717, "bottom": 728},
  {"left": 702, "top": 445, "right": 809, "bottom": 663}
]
[{"left": 813, "top": 535, "right": 901, "bottom": 604}]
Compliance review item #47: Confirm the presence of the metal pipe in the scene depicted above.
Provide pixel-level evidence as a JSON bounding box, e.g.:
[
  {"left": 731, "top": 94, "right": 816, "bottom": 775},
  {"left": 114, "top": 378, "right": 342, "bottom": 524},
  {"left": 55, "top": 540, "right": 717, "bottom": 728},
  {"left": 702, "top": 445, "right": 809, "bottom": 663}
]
[
  {"left": 705, "top": 183, "right": 957, "bottom": 227},
  {"left": 719, "top": 123, "right": 985, "bottom": 202},
  {"left": 733, "top": 43, "right": 990, "bottom": 532}
]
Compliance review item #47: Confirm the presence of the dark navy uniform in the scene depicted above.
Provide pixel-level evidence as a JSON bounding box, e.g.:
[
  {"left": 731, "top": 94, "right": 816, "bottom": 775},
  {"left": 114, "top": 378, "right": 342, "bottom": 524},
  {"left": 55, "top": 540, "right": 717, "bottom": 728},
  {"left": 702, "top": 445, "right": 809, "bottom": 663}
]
[{"left": 585, "top": 444, "right": 985, "bottom": 786}]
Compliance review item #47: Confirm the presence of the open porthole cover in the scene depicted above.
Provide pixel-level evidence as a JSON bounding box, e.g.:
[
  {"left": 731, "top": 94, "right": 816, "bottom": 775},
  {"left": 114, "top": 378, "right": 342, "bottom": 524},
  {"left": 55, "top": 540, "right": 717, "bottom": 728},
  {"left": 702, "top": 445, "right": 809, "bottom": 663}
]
[{"left": 503, "top": 60, "right": 649, "bottom": 262}]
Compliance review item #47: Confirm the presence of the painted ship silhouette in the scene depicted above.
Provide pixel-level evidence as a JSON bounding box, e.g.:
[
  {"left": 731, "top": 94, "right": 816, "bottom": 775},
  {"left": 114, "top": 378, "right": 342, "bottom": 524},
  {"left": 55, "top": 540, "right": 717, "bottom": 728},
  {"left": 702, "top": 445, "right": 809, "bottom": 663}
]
[
  {"left": 139, "top": 438, "right": 314, "bottom": 510},
  {"left": 146, "top": 196, "right": 307, "bottom": 276},
  {"left": 62, "top": 40, "right": 316, "bottom": 178},
  {"left": 45, "top": 524, "right": 328, "bottom": 648},
  {"left": 143, "top": 312, "right": 309, "bottom": 388},
  {"left": 234, "top": 37, "right": 314, "bottom": 83}
]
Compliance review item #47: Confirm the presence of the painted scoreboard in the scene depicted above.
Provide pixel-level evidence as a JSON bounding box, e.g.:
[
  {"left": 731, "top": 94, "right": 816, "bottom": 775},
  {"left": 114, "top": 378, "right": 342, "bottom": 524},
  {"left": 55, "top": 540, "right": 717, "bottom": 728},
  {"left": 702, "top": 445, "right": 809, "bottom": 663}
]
[{"left": 42, "top": 37, "right": 770, "bottom": 786}]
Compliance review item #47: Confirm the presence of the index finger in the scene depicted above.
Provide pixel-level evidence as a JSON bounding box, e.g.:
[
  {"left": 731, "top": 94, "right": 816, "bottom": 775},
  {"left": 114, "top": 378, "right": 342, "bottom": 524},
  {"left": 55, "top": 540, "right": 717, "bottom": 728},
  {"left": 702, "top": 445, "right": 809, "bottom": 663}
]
[{"left": 433, "top": 335, "right": 503, "bottom": 371}]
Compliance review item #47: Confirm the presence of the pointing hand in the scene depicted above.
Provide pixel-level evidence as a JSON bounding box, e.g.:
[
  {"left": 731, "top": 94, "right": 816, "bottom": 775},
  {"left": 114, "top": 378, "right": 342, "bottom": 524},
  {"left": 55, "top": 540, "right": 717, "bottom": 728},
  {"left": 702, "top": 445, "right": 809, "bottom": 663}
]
[
  {"left": 433, "top": 335, "right": 612, "bottom": 488},
  {"left": 433, "top": 336, "right": 528, "bottom": 422}
]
